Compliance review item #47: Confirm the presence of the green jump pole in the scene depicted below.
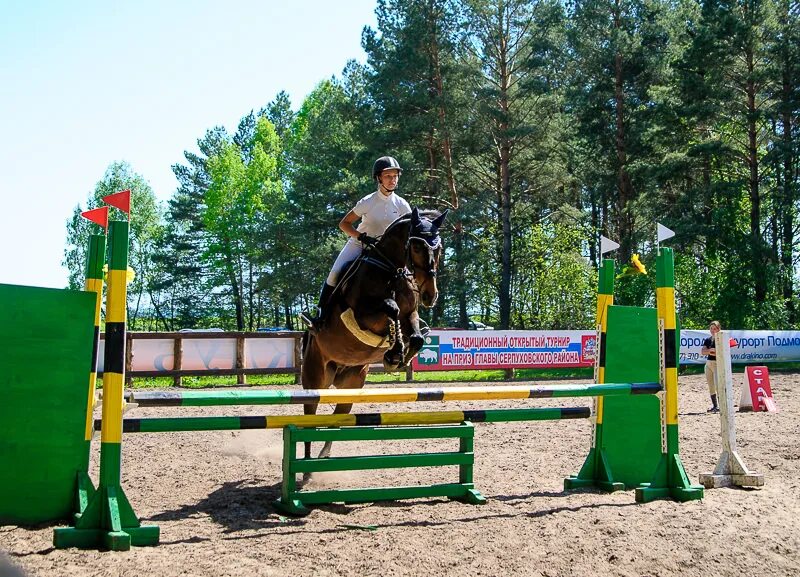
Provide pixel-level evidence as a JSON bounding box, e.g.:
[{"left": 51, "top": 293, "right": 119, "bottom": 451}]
[
  {"left": 72, "top": 233, "right": 106, "bottom": 520},
  {"left": 98, "top": 406, "right": 591, "bottom": 433},
  {"left": 128, "top": 382, "right": 661, "bottom": 407},
  {"left": 54, "top": 221, "right": 160, "bottom": 551},
  {"left": 635, "top": 248, "right": 704, "bottom": 503}
]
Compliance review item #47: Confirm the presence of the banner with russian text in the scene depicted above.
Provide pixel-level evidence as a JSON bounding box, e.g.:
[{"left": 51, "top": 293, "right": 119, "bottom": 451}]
[
  {"left": 678, "top": 330, "right": 800, "bottom": 365},
  {"left": 412, "top": 330, "right": 595, "bottom": 371}
]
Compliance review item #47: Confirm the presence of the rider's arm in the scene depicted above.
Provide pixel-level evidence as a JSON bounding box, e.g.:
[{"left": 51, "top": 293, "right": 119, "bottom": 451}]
[{"left": 339, "top": 211, "right": 361, "bottom": 240}]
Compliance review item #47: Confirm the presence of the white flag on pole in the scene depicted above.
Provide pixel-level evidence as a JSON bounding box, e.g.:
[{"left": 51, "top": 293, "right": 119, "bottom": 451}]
[
  {"left": 657, "top": 222, "right": 675, "bottom": 243},
  {"left": 600, "top": 235, "right": 620, "bottom": 255}
]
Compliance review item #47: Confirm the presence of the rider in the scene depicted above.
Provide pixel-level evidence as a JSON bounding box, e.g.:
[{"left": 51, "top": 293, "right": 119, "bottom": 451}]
[{"left": 302, "top": 156, "right": 412, "bottom": 332}]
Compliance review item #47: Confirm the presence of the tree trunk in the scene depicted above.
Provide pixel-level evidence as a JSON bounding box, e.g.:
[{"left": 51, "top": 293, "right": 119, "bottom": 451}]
[
  {"left": 746, "top": 48, "right": 766, "bottom": 303},
  {"left": 498, "top": 7, "right": 512, "bottom": 330},
  {"left": 613, "top": 3, "right": 634, "bottom": 265},
  {"left": 780, "top": 61, "right": 795, "bottom": 321}
]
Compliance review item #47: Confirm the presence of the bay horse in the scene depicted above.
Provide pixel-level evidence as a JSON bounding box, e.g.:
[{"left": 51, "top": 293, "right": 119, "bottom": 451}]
[{"left": 301, "top": 207, "right": 447, "bottom": 459}]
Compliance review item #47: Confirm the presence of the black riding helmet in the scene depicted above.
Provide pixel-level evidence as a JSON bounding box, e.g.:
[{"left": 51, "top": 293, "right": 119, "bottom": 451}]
[{"left": 372, "top": 156, "right": 403, "bottom": 182}]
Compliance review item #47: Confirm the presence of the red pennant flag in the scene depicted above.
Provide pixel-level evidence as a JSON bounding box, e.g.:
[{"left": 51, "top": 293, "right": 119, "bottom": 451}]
[
  {"left": 81, "top": 206, "right": 109, "bottom": 229},
  {"left": 103, "top": 189, "right": 131, "bottom": 214}
]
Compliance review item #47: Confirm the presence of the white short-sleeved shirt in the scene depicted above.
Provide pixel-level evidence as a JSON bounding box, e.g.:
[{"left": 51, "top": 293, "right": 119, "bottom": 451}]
[{"left": 352, "top": 191, "right": 411, "bottom": 237}]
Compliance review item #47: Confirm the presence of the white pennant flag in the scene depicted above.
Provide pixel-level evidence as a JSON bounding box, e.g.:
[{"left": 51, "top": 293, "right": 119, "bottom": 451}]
[
  {"left": 657, "top": 222, "right": 675, "bottom": 243},
  {"left": 600, "top": 235, "right": 620, "bottom": 255}
]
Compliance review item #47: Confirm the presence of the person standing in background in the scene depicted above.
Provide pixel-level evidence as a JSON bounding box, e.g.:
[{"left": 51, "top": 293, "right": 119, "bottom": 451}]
[{"left": 701, "top": 321, "right": 721, "bottom": 413}]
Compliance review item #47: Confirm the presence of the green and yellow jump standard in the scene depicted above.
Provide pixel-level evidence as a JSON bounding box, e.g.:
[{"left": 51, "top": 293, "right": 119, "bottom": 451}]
[
  {"left": 71, "top": 233, "right": 106, "bottom": 521},
  {"left": 635, "top": 248, "right": 704, "bottom": 502},
  {"left": 564, "top": 257, "right": 624, "bottom": 491},
  {"left": 54, "top": 221, "right": 160, "bottom": 551}
]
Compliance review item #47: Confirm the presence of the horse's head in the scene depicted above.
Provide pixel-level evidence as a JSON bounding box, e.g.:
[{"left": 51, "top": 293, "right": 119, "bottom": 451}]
[{"left": 408, "top": 207, "right": 448, "bottom": 308}]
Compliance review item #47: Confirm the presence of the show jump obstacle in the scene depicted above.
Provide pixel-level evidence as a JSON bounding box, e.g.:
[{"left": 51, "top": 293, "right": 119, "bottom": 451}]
[
  {"left": 565, "top": 251, "right": 704, "bottom": 503},
  {"left": 0, "top": 208, "right": 704, "bottom": 550}
]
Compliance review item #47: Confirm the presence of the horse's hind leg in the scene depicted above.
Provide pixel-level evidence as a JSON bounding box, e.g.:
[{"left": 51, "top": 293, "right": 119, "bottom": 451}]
[
  {"left": 303, "top": 402, "right": 318, "bottom": 460},
  {"left": 317, "top": 402, "right": 354, "bottom": 459},
  {"left": 318, "top": 365, "right": 369, "bottom": 458}
]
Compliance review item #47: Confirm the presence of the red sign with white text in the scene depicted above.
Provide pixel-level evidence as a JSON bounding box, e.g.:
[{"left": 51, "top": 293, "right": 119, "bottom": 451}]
[{"left": 743, "top": 366, "right": 776, "bottom": 412}]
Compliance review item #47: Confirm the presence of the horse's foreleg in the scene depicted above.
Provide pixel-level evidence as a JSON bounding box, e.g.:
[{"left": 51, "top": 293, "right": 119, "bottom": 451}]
[
  {"left": 380, "top": 299, "right": 405, "bottom": 370},
  {"left": 402, "top": 310, "right": 425, "bottom": 366}
]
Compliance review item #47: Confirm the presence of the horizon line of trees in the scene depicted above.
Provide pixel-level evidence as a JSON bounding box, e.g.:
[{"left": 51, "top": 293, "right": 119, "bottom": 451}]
[{"left": 64, "top": 0, "right": 799, "bottom": 332}]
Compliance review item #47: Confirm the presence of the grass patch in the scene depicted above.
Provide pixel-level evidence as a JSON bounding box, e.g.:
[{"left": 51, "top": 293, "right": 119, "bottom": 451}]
[
  {"left": 118, "top": 366, "right": 595, "bottom": 389},
  {"left": 109, "top": 362, "right": 798, "bottom": 389}
]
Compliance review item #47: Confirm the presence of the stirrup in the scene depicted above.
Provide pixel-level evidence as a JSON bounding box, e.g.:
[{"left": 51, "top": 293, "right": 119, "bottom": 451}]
[
  {"left": 299, "top": 311, "right": 315, "bottom": 327},
  {"left": 419, "top": 319, "right": 430, "bottom": 336},
  {"left": 300, "top": 309, "right": 326, "bottom": 334},
  {"left": 300, "top": 311, "right": 321, "bottom": 331}
]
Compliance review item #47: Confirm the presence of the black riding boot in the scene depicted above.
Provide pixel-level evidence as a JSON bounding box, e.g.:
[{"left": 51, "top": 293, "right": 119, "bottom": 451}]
[
  {"left": 708, "top": 394, "right": 719, "bottom": 413},
  {"left": 302, "top": 283, "right": 335, "bottom": 333}
]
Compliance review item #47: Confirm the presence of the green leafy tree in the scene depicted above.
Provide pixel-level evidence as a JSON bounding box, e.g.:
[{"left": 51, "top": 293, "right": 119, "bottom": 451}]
[
  {"left": 63, "top": 161, "right": 162, "bottom": 329},
  {"left": 203, "top": 117, "right": 285, "bottom": 330}
]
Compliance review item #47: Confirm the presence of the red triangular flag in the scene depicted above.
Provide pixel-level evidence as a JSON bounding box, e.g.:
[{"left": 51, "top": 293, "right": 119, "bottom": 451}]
[
  {"left": 103, "top": 189, "right": 131, "bottom": 214},
  {"left": 81, "top": 206, "right": 109, "bottom": 229}
]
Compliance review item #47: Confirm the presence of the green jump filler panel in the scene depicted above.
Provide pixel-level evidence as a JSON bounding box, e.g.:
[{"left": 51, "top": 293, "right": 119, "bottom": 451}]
[
  {"left": 598, "top": 305, "right": 663, "bottom": 487},
  {"left": 0, "top": 284, "right": 96, "bottom": 525}
]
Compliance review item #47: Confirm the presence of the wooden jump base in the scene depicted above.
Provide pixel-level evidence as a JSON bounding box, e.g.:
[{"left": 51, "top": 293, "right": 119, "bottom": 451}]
[
  {"left": 97, "top": 406, "right": 591, "bottom": 433},
  {"left": 126, "top": 381, "right": 661, "bottom": 407}
]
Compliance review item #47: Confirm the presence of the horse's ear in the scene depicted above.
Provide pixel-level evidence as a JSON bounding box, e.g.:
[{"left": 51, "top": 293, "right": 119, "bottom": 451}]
[
  {"left": 432, "top": 209, "right": 449, "bottom": 229},
  {"left": 411, "top": 207, "right": 421, "bottom": 226}
]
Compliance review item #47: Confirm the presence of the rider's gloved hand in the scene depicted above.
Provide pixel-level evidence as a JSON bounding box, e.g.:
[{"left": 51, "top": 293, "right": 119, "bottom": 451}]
[{"left": 358, "top": 232, "right": 378, "bottom": 247}]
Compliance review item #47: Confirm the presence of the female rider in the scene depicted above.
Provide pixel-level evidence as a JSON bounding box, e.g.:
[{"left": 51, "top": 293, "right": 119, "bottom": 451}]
[{"left": 302, "top": 156, "right": 411, "bottom": 331}]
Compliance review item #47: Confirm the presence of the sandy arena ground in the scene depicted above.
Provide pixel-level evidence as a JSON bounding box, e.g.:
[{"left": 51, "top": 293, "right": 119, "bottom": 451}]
[{"left": 1, "top": 372, "right": 798, "bottom": 577}]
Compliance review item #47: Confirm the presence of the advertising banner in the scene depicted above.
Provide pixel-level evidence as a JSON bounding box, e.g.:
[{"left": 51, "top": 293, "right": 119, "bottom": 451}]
[
  {"left": 414, "top": 329, "right": 800, "bottom": 371},
  {"left": 412, "top": 331, "right": 596, "bottom": 371},
  {"left": 97, "top": 336, "right": 296, "bottom": 373},
  {"left": 679, "top": 330, "right": 800, "bottom": 365}
]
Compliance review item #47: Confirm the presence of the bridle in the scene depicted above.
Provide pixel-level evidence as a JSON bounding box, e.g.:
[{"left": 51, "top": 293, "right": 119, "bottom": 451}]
[
  {"left": 406, "top": 230, "right": 441, "bottom": 307},
  {"left": 357, "top": 219, "right": 442, "bottom": 305}
]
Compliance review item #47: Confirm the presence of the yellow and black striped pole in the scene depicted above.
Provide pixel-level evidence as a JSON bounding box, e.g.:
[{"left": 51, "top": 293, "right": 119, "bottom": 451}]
[
  {"left": 54, "top": 221, "right": 159, "bottom": 551},
  {"left": 635, "top": 247, "right": 703, "bottom": 502},
  {"left": 564, "top": 258, "right": 622, "bottom": 491},
  {"left": 72, "top": 233, "right": 106, "bottom": 518},
  {"left": 594, "top": 258, "right": 614, "bottom": 429}
]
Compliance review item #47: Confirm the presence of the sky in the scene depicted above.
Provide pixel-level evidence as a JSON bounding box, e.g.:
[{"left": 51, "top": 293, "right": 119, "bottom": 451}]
[{"left": 0, "top": 0, "right": 378, "bottom": 288}]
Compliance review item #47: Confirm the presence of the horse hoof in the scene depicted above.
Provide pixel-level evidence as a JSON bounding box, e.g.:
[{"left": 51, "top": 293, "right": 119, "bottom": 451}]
[
  {"left": 382, "top": 358, "right": 401, "bottom": 371},
  {"left": 410, "top": 334, "right": 424, "bottom": 350}
]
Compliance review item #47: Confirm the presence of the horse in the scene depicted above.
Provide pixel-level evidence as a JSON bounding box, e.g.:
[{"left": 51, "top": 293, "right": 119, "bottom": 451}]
[{"left": 301, "top": 207, "right": 447, "bottom": 459}]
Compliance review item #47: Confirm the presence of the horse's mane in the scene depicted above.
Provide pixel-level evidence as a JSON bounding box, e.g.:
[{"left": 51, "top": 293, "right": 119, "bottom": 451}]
[{"left": 383, "top": 209, "right": 443, "bottom": 237}]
